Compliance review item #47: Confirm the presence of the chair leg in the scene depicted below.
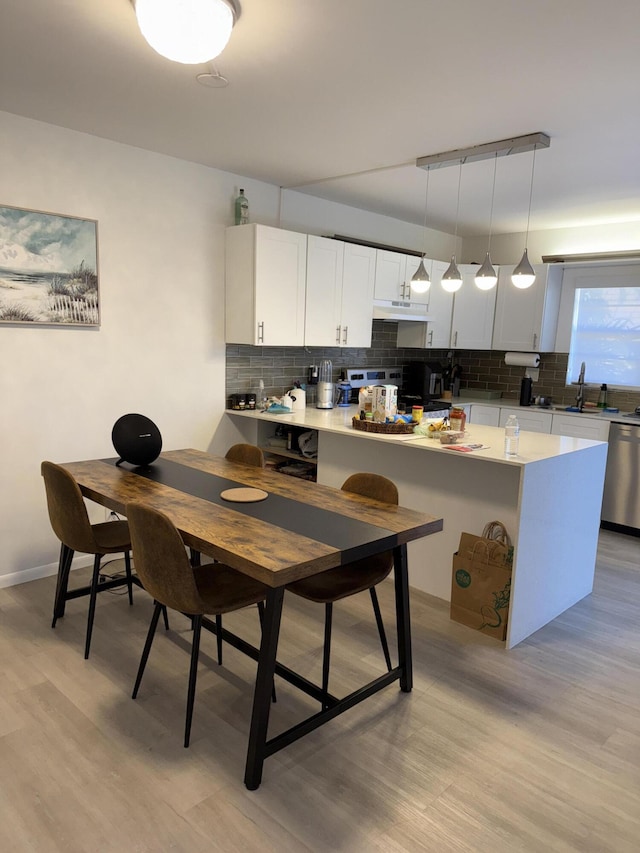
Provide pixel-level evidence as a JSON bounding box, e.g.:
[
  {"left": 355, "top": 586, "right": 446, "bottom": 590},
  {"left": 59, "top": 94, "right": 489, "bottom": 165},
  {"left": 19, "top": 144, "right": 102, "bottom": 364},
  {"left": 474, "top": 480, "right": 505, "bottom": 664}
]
[
  {"left": 322, "top": 602, "right": 333, "bottom": 710},
  {"left": 132, "top": 601, "right": 163, "bottom": 699},
  {"left": 257, "top": 601, "right": 277, "bottom": 704},
  {"left": 216, "top": 614, "right": 223, "bottom": 665},
  {"left": 189, "top": 548, "right": 201, "bottom": 567},
  {"left": 185, "top": 614, "right": 202, "bottom": 748},
  {"left": 52, "top": 543, "right": 74, "bottom": 627},
  {"left": 124, "top": 550, "right": 134, "bottom": 606},
  {"left": 161, "top": 604, "right": 170, "bottom": 631},
  {"left": 84, "top": 554, "right": 102, "bottom": 659},
  {"left": 369, "top": 587, "right": 392, "bottom": 672}
]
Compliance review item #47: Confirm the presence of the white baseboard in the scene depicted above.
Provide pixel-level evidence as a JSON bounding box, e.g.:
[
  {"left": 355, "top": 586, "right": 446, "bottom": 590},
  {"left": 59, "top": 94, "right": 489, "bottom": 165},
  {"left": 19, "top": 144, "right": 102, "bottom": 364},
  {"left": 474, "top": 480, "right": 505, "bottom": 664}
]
[{"left": 0, "top": 555, "right": 94, "bottom": 589}]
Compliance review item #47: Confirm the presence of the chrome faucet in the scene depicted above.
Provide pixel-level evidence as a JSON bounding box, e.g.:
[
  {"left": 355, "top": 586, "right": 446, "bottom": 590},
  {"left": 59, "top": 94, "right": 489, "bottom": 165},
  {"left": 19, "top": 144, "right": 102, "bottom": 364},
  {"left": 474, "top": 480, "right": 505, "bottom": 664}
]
[{"left": 576, "top": 361, "right": 586, "bottom": 411}]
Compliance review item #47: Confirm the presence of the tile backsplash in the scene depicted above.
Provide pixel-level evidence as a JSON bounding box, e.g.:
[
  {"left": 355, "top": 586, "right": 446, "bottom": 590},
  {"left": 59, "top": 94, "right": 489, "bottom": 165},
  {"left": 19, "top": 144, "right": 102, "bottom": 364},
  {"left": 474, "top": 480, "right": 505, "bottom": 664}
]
[{"left": 226, "top": 321, "right": 639, "bottom": 411}]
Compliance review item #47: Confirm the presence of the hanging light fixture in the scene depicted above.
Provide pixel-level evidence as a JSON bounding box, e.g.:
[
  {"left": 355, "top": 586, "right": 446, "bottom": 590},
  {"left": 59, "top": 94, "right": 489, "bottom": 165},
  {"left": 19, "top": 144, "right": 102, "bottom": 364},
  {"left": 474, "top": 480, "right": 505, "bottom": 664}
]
[
  {"left": 512, "top": 145, "right": 538, "bottom": 289},
  {"left": 441, "top": 161, "right": 463, "bottom": 293},
  {"left": 475, "top": 152, "right": 498, "bottom": 290},
  {"left": 134, "top": 0, "right": 241, "bottom": 65},
  {"left": 410, "top": 168, "right": 432, "bottom": 294}
]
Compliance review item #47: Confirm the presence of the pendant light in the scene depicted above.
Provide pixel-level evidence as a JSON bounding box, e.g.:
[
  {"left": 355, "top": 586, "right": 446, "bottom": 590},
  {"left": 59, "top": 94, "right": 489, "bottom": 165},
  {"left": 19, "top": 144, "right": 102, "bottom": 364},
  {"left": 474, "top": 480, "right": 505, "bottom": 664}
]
[
  {"left": 441, "top": 161, "right": 463, "bottom": 293},
  {"left": 134, "top": 0, "right": 240, "bottom": 65},
  {"left": 410, "top": 168, "right": 431, "bottom": 294},
  {"left": 512, "top": 145, "right": 538, "bottom": 289},
  {"left": 475, "top": 152, "right": 498, "bottom": 290}
]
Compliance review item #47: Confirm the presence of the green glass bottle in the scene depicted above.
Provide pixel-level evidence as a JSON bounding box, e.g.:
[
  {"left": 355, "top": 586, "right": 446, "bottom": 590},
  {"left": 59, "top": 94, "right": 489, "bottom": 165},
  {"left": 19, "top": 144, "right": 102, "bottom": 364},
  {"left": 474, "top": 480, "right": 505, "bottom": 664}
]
[{"left": 234, "top": 188, "right": 249, "bottom": 225}]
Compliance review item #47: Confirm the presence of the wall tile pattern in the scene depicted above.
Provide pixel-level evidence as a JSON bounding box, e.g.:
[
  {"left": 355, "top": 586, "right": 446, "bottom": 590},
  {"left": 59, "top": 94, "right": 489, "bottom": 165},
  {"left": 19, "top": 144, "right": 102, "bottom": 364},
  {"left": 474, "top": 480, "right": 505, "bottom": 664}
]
[{"left": 226, "top": 321, "right": 640, "bottom": 412}]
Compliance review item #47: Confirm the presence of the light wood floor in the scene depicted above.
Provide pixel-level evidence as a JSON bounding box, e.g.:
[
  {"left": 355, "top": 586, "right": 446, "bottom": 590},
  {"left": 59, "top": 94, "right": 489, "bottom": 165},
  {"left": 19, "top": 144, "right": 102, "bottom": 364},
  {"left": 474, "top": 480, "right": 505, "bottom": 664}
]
[{"left": 1, "top": 529, "right": 639, "bottom": 852}]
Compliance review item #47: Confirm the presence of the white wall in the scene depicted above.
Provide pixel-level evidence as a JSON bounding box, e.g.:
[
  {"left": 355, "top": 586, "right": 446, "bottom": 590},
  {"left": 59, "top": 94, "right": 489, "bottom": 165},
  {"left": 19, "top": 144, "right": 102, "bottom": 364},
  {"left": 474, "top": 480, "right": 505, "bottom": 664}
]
[
  {"left": 0, "top": 110, "right": 448, "bottom": 586},
  {"left": 462, "top": 221, "right": 640, "bottom": 266}
]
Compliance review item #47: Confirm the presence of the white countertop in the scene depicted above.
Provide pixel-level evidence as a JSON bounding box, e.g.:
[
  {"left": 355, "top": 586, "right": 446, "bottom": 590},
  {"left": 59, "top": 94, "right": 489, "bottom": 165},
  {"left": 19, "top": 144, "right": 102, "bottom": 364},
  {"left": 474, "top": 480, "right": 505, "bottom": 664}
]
[{"left": 227, "top": 406, "right": 605, "bottom": 467}]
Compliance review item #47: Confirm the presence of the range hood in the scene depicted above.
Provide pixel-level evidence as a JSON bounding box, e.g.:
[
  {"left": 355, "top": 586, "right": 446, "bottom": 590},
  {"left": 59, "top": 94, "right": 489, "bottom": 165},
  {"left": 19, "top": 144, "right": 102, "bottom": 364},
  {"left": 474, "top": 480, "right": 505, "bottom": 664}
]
[{"left": 372, "top": 299, "right": 431, "bottom": 322}]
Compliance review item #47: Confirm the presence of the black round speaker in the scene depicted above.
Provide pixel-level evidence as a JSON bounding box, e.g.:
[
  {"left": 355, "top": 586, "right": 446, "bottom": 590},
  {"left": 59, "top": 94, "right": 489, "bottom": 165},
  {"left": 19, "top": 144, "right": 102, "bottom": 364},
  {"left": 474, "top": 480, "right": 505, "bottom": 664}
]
[{"left": 112, "top": 414, "right": 162, "bottom": 467}]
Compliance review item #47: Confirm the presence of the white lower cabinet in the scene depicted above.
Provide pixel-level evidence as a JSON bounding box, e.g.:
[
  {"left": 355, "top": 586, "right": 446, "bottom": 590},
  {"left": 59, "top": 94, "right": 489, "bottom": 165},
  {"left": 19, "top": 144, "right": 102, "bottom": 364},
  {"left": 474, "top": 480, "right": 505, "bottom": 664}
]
[
  {"left": 499, "top": 407, "right": 552, "bottom": 434},
  {"left": 551, "top": 415, "right": 610, "bottom": 441},
  {"left": 468, "top": 405, "right": 500, "bottom": 426}
]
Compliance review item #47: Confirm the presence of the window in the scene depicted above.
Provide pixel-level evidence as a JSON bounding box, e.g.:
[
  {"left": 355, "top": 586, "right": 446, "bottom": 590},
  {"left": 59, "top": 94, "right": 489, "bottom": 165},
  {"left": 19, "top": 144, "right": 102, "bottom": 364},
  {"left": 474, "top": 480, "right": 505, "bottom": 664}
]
[{"left": 560, "top": 265, "right": 640, "bottom": 389}]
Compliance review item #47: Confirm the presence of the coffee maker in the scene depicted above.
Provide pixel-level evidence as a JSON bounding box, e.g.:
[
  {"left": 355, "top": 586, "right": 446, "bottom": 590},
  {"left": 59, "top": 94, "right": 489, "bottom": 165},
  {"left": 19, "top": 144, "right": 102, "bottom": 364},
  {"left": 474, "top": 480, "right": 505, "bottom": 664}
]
[
  {"left": 316, "top": 359, "right": 334, "bottom": 409},
  {"left": 404, "top": 361, "right": 444, "bottom": 402}
]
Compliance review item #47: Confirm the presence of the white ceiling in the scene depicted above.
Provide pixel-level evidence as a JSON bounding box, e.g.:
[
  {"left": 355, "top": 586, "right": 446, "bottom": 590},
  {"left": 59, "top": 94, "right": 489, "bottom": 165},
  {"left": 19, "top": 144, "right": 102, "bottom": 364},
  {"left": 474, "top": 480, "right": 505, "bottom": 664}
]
[{"left": 2, "top": 0, "right": 640, "bottom": 238}]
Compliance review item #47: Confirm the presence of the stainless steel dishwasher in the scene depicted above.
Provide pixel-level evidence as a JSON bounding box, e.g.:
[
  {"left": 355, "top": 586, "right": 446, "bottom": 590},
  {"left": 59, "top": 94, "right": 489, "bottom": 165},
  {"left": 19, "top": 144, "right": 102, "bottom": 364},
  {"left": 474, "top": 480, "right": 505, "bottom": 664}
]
[{"left": 601, "top": 420, "right": 640, "bottom": 531}]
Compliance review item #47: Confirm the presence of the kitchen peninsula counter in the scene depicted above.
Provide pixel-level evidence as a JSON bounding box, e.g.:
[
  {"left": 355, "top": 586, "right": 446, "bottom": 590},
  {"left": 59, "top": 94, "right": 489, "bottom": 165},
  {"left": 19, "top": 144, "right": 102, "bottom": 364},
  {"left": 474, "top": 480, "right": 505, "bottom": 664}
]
[{"left": 226, "top": 406, "right": 608, "bottom": 648}]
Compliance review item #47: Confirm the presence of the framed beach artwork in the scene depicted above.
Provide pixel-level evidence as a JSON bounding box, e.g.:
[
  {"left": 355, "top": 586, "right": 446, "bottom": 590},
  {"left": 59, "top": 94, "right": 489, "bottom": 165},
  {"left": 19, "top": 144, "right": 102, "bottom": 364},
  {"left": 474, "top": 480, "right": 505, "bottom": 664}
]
[{"left": 0, "top": 204, "right": 100, "bottom": 327}]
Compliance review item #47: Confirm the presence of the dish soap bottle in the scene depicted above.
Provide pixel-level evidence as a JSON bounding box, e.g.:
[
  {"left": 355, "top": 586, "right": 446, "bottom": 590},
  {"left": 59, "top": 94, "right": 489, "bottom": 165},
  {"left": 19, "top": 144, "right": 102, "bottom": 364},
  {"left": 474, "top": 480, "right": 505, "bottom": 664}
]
[
  {"left": 504, "top": 414, "right": 520, "bottom": 456},
  {"left": 597, "top": 383, "right": 608, "bottom": 409},
  {"left": 234, "top": 188, "right": 249, "bottom": 225}
]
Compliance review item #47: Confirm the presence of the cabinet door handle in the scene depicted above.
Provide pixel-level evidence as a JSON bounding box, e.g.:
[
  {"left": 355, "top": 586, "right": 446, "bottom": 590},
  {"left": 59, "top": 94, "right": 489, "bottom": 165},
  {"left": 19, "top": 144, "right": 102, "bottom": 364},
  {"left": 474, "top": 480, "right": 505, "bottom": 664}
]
[
  {"left": 428, "top": 330, "right": 433, "bottom": 346},
  {"left": 533, "top": 332, "right": 538, "bottom": 349},
  {"left": 336, "top": 325, "right": 341, "bottom": 344},
  {"left": 342, "top": 326, "right": 348, "bottom": 345},
  {"left": 258, "top": 321, "right": 264, "bottom": 344},
  {"left": 453, "top": 331, "right": 458, "bottom": 347}
]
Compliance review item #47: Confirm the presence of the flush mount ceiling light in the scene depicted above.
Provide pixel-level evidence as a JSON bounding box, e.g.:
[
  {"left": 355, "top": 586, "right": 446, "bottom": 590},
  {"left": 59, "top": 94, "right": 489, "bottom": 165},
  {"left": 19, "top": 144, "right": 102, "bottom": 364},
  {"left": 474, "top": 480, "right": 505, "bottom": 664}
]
[
  {"left": 441, "top": 161, "right": 464, "bottom": 293},
  {"left": 134, "top": 0, "right": 241, "bottom": 65},
  {"left": 475, "top": 152, "right": 498, "bottom": 291},
  {"left": 410, "top": 168, "right": 432, "bottom": 295},
  {"left": 511, "top": 145, "right": 539, "bottom": 289}
]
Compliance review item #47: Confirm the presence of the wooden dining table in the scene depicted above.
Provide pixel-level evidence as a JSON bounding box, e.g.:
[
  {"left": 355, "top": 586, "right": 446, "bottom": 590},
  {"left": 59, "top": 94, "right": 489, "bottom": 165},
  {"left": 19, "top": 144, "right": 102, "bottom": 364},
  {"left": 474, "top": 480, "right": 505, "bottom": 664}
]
[{"left": 61, "top": 448, "right": 443, "bottom": 789}]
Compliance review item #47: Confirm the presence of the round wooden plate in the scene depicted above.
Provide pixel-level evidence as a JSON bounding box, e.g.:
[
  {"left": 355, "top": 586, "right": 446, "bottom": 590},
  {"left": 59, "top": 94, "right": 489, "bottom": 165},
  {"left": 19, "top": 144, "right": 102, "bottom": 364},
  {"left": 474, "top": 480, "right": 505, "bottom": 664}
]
[{"left": 220, "top": 487, "right": 269, "bottom": 503}]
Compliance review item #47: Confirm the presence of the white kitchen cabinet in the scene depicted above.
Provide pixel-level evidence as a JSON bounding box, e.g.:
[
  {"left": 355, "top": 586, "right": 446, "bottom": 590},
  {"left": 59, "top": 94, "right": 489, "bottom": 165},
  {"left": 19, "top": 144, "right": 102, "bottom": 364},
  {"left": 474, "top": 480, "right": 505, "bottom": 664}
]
[
  {"left": 374, "top": 250, "right": 429, "bottom": 306},
  {"left": 396, "top": 260, "right": 454, "bottom": 350},
  {"left": 492, "top": 264, "right": 563, "bottom": 351},
  {"left": 304, "top": 237, "right": 375, "bottom": 347},
  {"left": 468, "top": 404, "right": 500, "bottom": 426},
  {"left": 304, "top": 236, "right": 344, "bottom": 346},
  {"left": 225, "top": 224, "right": 307, "bottom": 345},
  {"left": 450, "top": 265, "right": 497, "bottom": 350},
  {"left": 551, "top": 414, "right": 610, "bottom": 441},
  {"left": 499, "top": 406, "right": 552, "bottom": 434},
  {"left": 340, "top": 241, "right": 377, "bottom": 346}
]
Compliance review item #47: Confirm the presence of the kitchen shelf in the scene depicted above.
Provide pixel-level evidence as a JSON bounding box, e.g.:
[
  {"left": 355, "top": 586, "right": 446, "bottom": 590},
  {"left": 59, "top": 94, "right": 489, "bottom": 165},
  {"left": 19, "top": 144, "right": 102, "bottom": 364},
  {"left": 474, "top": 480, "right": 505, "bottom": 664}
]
[{"left": 259, "top": 446, "right": 318, "bottom": 466}]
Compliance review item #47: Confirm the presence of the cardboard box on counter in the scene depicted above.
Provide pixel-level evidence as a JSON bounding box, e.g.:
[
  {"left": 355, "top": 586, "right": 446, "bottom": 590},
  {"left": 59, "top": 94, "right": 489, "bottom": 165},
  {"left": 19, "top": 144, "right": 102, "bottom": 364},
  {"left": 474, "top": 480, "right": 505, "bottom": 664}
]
[{"left": 372, "top": 385, "right": 398, "bottom": 423}]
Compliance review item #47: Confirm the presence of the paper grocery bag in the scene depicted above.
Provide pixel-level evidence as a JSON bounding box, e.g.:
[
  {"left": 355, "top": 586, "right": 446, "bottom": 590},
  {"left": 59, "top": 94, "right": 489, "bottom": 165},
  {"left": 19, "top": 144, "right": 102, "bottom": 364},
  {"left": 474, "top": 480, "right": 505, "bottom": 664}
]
[{"left": 450, "top": 521, "right": 513, "bottom": 641}]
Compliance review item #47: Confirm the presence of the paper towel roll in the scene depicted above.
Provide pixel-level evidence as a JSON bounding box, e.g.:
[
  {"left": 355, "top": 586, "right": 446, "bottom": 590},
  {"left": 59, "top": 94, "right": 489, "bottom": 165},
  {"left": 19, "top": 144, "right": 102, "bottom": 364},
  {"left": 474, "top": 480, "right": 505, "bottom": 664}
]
[{"left": 504, "top": 352, "right": 541, "bottom": 368}]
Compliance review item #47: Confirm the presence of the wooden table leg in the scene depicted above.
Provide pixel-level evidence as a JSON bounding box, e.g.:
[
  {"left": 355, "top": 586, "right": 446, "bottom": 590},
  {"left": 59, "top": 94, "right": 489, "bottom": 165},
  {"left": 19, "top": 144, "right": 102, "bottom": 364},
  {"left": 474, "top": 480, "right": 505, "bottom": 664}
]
[
  {"left": 393, "top": 543, "right": 412, "bottom": 693},
  {"left": 244, "top": 586, "right": 285, "bottom": 790}
]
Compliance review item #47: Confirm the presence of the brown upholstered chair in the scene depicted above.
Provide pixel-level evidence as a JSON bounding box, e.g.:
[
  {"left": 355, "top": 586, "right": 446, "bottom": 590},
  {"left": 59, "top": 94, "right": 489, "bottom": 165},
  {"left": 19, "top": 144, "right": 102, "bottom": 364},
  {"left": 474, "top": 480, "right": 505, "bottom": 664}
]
[
  {"left": 41, "top": 460, "right": 134, "bottom": 659},
  {"left": 225, "top": 443, "right": 265, "bottom": 468},
  {"left": 126, "top": 501, "right": 270, "bottom": 748},
  {"left": 286, "top": 473, "right": 397, "bottom": 708}
]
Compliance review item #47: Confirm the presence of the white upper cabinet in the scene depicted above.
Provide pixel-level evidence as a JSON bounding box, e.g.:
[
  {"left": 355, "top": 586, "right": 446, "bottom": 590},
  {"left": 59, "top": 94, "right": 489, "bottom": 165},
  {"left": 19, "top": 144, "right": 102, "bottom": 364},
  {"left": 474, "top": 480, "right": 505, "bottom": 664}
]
[
  {"left": 304, "top": 236, "right": 344, "bottom": 346},
  {"left": 374, "top": 250, "right": 429, "bottom": 305},
  {"left": 396, "top": 260, "right": 454, "bottom": 350},
  {"left": 304, "top": 237, "right": 375, "bottom": 347},
  {"left": 339, "top": 241, "right": 376, "bottom": 347},
  {"left": 225, "top": 224, "right": 307, "bottom": 345},
  {"left": 374, "top": 250, "right": 408, "bottom": 301},
  {"left": 450, "top": 265, "right": 498, "bottom": 350},
  {"left": 492, "top": 264, "right": 563, "bottom": 352}
]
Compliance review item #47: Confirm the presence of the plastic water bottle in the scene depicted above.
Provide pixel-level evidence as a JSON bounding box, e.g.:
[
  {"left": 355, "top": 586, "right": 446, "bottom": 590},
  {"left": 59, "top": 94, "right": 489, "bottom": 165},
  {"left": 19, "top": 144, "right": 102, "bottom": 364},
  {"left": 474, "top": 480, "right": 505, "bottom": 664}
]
[
  {"left": 504, "top": 414, "right": 520, "bottom": 456},
  {"left": 235, "top": 188, "right": 249, "bottom": 225}
]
